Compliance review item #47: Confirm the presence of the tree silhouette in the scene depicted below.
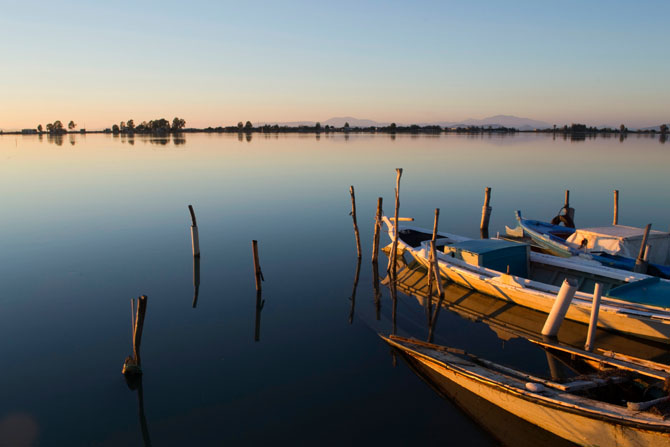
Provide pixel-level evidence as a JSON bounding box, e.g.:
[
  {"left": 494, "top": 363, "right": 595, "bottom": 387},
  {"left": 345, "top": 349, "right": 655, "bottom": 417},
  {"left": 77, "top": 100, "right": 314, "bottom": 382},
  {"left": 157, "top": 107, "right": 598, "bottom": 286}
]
[
  {"left": 172, "top": 117, "right": 186, "bottom": 130},
  {"left": 37, "top": 124, "right": 43, "bottom": 132},
  {"left": 660, "top": 124, "right": 668, "bottom": 135},
  {"left": 68, "top": 120, "right": 76, "bottom": 130},
  {"left": 620, "top": 124, "right": 626, "bottom": 133},
  {"left": 127, "top": 119, "right": 135, "bottom": 130},
  {"left": 244, "top": 121, "right": 253, "bottom": 130},
  {"left": 344, "top": 122, "right": 350, "bottom": 129},
  {"left": 237, "top": 122, "right": 244, "bottom": 130}
]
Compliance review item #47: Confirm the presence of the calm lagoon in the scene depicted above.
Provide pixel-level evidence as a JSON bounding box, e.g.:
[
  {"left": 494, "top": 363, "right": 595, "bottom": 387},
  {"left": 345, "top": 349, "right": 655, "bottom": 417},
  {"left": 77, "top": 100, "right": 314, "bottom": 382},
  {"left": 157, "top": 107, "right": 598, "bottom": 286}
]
[{"left": 0, "top": 132, "right": 668, "bottom": 446}]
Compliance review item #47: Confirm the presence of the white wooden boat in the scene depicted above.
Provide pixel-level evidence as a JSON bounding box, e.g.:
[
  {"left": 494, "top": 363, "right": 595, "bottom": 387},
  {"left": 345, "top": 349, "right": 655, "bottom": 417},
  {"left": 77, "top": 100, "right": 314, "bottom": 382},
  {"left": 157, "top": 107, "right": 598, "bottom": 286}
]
[
  {"left": 387, "top": 259, "right": 670, "bottom": 362},
  {"left": 383, "top": 335, "right": 670, "bottom": 447},
  {"left": 383, "top": 217, "right": 670, "bottom": 343}
]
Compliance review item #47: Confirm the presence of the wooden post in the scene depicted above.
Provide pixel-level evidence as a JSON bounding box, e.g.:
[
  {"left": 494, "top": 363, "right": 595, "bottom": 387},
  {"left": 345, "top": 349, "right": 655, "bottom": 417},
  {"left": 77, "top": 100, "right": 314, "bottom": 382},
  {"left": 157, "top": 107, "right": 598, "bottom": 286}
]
[
  {"left": 388, "top": 169, "right": 403, "bottom": 277},
  {"left": 480, "top": 187, "right": 492, "bottom": 239},
  {"left": 431, "top": 208, "right": 440, "bottom": 242},
  {"left": 371, "top": 197, "right": 383, "bottom": 263},
  {"left": 563, "top": 190, "right": 575, "bottom": 222},
  {"left": 192, "top": 256, "right": 200, "bottom": 308},
  {"left": 123, "top": 295, "right": 148, "bottom": 375},
  {"left": 349, "top": 186, "right": 362, "bottom": 259},
  {"left": 252, "top": 240, "right": 264, "bottom": 293},
  {"left": 634, "top": 224, "right": 651, "bottom": 274},
  {"left": 612, "top": 190, "right": 619, "bottom": 225},
  {"left": 584, "top": 283, "right": 603, "bottom": 352},
  {"left": 541, "top": 279, "right": 578, "bottom": 337},
  {"left": 188, "top": 205, "right": 200, "bottom": 257}
]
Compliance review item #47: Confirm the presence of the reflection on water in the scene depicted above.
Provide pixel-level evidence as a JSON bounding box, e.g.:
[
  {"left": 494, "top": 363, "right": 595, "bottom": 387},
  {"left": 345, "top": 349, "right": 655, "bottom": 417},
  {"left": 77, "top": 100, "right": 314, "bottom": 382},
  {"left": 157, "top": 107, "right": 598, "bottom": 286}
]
[
  {"left": 2, "top": 132, "right": 670, "bottom": 445},
  {"left": 387, "top": 259, "right": 670, "bottom": 362}
]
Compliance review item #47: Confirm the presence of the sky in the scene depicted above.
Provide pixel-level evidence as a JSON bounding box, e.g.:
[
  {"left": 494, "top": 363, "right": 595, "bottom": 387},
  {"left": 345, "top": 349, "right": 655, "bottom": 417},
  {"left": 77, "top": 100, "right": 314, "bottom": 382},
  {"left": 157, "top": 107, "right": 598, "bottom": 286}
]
[{"left": 0, "top": 0, "right": 668, "bottom": 130}]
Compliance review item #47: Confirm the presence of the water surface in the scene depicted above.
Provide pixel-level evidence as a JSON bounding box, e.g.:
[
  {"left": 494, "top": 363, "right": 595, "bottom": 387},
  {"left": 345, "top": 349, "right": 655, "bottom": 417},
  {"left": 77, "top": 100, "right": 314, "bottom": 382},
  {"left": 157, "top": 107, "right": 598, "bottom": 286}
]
[{"left": 0, "top": 132, "right": 668, "bottom": 445}]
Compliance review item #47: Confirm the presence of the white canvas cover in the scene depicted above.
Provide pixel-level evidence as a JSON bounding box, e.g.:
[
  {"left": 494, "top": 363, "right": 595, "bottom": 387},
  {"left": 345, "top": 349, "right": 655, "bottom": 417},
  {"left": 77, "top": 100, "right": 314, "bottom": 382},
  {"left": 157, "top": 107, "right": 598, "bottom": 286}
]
[{"left": 566, "top": 225, "right": 670, "bottom": 265}]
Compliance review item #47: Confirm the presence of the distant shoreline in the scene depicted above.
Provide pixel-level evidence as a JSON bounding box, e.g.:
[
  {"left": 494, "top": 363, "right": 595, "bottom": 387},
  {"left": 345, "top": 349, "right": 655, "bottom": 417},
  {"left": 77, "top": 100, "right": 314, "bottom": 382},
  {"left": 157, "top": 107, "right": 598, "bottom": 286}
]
[{"left": 0, "top": 126, "right": 665, "bottom": 136}]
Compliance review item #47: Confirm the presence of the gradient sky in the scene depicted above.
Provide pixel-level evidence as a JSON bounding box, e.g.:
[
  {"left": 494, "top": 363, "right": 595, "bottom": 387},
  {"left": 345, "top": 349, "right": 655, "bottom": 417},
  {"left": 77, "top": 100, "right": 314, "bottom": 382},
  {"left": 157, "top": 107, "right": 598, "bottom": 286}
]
[{"left": 1, "top": 0, "right": 668, "bottom": 129}]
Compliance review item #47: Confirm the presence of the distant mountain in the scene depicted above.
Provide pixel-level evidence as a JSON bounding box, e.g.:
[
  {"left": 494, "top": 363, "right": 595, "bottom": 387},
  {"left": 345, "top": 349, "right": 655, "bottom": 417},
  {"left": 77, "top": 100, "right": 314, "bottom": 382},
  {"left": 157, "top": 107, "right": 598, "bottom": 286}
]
[
  {"left": 259, "top": 114, "right": 552, "bottom": 130},
  {"left": 322, "top": 116, "right": 387, "bottom": 127},
  {"left": 427, "top": 115, "right": 552, "bottom": 131}
]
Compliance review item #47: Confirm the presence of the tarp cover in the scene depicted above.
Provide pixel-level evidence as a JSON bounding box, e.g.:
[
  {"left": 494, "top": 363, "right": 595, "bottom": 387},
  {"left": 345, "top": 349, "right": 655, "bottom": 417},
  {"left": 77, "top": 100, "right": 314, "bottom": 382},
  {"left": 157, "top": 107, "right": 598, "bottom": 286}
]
[{"left": 566, "top": 225, "right": 670, "bottom": 265}]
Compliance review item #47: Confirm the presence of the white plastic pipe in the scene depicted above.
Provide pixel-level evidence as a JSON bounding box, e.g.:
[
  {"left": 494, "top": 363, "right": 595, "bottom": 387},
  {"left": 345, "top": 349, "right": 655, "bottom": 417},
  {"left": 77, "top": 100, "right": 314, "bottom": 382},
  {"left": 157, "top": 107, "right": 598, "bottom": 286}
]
[
  {"left": 584, "top": 283, "right": 603, "bottom": 352},
  {"left": 541, "top": 278, "right": 578, "bottom": 337}
]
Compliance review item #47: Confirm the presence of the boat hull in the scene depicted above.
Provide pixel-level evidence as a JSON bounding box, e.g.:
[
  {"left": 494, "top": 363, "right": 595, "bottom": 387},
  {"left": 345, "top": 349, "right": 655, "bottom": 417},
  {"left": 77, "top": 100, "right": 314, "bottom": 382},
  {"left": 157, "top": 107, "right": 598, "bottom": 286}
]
[
  {"left": 388, "top": 338, "right": 670, "bottom": 447},
  {"left": 410, "top": 253, "right": 670, "bottom": 343}
]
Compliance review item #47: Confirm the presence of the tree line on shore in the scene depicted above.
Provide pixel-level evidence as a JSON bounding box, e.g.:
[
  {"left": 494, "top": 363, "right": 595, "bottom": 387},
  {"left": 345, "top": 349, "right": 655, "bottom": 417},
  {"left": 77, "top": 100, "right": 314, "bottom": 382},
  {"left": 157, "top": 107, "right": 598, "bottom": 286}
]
[{"left": 4, "top": 119, "right": 669, "bottom": 136}]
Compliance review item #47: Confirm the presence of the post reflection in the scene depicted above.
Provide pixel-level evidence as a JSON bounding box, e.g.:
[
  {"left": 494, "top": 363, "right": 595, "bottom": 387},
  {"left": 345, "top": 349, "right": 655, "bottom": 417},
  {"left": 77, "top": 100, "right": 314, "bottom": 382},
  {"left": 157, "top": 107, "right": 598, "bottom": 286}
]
[
  {"left": 348, "top": 258, "right": 361, "bottom": 324},
  {"left": 255, "top": 291, "right": 264, "bottom": 342},
  {"left": 192, "top": 256, "right": 200, "bottom": 308},
  {"left": 124, "top": 374, "right": 152, "bottom": 447},
  {"left": 372, "top": 261, "right": 381, "bottom": 321}
]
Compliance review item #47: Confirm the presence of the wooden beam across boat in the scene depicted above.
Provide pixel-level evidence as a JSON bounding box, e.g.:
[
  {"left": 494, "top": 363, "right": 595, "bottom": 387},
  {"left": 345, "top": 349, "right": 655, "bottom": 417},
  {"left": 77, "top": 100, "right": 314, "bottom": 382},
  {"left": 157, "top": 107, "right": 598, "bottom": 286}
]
[{"left": 528, "top": 338, "right": 670, "bottom": 381}]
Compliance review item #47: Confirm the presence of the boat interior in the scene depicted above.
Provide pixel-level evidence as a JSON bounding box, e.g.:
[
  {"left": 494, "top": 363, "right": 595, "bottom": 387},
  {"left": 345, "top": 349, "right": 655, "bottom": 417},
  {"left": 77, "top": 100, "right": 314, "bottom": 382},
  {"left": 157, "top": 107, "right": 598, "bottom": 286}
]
[{"left": 397, "top": 228, "right": 669, "bottom": 306}]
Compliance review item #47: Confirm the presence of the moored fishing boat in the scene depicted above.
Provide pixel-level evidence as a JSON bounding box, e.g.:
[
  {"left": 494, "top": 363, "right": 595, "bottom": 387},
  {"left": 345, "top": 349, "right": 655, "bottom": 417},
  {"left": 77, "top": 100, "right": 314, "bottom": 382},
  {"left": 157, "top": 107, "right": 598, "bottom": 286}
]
[
  {"left": 383, "top": 334, "right": 670, "bottom": 447},
  {"left": 383, "top": 216, "right": 670, "bottom": 343},
  {"left": 511, "top": 211, "right": 670, "bottom": 279}
]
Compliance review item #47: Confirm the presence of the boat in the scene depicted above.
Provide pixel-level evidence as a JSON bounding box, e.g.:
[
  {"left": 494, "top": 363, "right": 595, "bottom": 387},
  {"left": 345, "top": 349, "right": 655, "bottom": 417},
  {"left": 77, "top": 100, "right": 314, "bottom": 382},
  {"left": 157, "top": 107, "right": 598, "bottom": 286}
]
[
  {"left": 383, "top": 334, "right": 670, "bottom": 447},
  {"left": 383, "top": 216, "right": 670, "bottom": 343},
  {"left": 511, "top": 211, "right": 670, "bottom": 279},
  {"left": 386, "top": 259, "right": 670, "bottom": 363}
]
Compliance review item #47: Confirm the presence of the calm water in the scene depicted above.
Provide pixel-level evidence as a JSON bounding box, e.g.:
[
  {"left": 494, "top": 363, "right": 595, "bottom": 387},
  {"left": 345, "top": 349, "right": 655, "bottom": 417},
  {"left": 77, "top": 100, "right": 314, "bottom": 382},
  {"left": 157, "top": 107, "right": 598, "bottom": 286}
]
[{"left": 0, "top": 132, "right": 668, "bottom": 446}]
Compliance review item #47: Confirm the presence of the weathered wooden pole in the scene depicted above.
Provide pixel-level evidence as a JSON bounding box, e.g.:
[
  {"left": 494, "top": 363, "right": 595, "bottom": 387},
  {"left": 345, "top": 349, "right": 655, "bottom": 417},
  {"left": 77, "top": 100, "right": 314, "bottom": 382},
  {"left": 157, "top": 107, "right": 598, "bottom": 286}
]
[
  {"left": 349, "top": 186, "right": 362, "bottom": 259},
  {"left": 612, "top": 190, "right": 619, "bottom": 225},
  {"left": 348, "top": 258, "right": 362, "bottom": 324},
  {"left": 123, "top": 295, "right": 148, "bottom": 375},
  {"left": 563, "top": 190, "right": 575, "bottom": 222},
  {"left": 541, "top": 279, "right": 578, "bottom": 337},
  {"left": 388, "top": 169, "right": 403, "bottom": 277},
  {"left": 252, "top": 240, "right": 264, "bottom": 293},
  {"left": 192, "top": 256, "right": 200, "bottom": 308},
  {"left": 188, "top": 205, "right": 200, "bottom": 257},
  {"left": 634, "top": 224, "right": 652, "bottom": 274},
  {"left": 431, "top": 208, "right": 440, "bottom": 242},
  {"left": 480, "top": 187, "right": 492, "bottom": 239},
  {"left": 371, "top": 197, "right": 383, "bottom": 263},
  {"left": 584, "top": 283, "right": 603, "bottom": 352}
]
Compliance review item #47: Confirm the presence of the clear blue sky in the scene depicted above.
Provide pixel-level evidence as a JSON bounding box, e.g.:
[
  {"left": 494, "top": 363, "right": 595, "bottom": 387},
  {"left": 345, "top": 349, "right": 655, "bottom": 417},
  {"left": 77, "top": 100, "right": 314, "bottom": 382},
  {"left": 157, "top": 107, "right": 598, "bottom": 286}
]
[{"left": 1, "top": 0, "right": 668, "bottom": 129}]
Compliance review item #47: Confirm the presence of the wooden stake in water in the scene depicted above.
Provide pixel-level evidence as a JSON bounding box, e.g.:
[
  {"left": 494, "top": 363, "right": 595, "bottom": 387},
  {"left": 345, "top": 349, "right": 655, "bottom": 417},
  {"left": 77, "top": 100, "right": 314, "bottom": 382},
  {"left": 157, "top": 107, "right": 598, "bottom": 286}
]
[
  {"left": 371, "top": 197, "right": 383, "bottom": 264},
  {"left": 188, "top": 205, "right": 200, "bottom": 257},
  {"left": 349, "top": 186, "right": 362, "bottom": 259},
  {"left": 388, "top": 169, "right": 403, "bottom": 277},
  {"left": 613, "top": 190, "right": 619, "bottom": 225},
  {"left": 123, "top": 295, "right": 148, "bottom": 375},
  {"left": 480, "top": 187, "right": 492, "bottom": 239},
  {"left": 427, "top": 240, "right": 446, "bottom": 343},
  {"left": 584, "top": 283, "right": 603, "bottom": 352},
  {"left": 252, "top": 240, "right": 264, "bottom": 293},
  {"left": 431, "top": 208, "right": 440, "bottom": 242},
  {"left": 634, "top": 224, "right": 651, "bottom": 274}
]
